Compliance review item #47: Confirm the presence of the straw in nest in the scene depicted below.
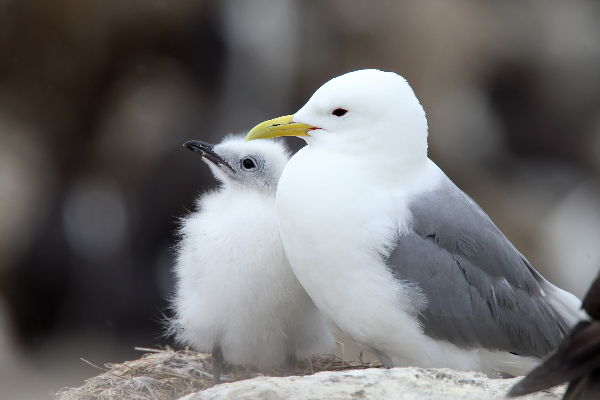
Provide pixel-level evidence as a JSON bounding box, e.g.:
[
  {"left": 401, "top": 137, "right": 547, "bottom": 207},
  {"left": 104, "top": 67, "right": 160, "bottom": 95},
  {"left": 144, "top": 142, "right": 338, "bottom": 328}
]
[{"left": 54, "top": 346, "right": 383, "bottom": 400}]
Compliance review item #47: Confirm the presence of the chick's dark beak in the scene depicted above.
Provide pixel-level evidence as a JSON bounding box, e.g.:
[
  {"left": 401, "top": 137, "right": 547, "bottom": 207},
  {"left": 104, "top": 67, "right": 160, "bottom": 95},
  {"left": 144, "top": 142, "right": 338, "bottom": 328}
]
[{"left": 183, "top": 140, "right": 235, "bottom": 173}]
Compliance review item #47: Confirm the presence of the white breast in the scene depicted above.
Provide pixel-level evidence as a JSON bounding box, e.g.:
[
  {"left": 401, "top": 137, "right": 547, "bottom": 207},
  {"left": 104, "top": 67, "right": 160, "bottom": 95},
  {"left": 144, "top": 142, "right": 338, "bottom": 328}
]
[
  {"left": 174, "top": 187, "right": 333, "bottom": 367},
  {"left": 277, "top": 149, "right": 431, "bottom": 364}
]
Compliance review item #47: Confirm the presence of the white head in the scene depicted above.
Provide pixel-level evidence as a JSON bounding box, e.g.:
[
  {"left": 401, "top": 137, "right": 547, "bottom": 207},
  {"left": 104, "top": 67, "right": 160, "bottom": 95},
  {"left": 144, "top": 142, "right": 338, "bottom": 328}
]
[
  {"left": 245, "top": 70, "right": 428, "bottom": 169},
  {"left": 184, "top": 135, "right": 290, "bottom": 193}
]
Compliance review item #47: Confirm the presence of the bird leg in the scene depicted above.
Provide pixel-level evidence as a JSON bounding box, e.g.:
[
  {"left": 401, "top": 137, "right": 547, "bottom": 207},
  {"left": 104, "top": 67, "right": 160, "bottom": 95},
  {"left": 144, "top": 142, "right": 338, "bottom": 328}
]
[
  {"left": 212, "top": 345, "right": 223, "bottom": 385},
  {"left": 283, "top": 354, "right": 297, "bottom": 376}
]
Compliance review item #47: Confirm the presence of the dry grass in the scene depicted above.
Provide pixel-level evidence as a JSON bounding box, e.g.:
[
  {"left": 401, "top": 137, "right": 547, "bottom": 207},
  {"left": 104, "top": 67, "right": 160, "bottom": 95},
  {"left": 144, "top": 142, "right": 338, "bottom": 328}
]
[{"left": 54, "top": 347, "right": 383, "bottom": 400}]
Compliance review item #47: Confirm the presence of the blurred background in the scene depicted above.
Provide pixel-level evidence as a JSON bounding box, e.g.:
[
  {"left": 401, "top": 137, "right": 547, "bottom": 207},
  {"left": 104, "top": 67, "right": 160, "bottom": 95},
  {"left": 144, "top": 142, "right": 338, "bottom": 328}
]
[{"left": 2, "top": 0, "right": 600, "bottom": 398}]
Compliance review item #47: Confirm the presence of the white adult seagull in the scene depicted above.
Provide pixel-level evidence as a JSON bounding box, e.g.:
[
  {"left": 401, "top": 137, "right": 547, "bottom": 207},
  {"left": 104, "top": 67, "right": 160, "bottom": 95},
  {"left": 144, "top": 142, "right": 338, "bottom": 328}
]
[
  {"left": 170, "top": 135, "right": 334, "bottom": 383},
  {"left": 245, "top": 69, "right": 582, "bottom": 378}
]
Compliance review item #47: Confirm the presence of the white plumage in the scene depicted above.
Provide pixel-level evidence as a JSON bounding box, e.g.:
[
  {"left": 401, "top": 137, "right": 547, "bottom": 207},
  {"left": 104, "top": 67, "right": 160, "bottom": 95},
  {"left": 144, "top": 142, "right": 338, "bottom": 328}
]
[
  {"left": 170, "top": 135, "right": 334, "bottom": 382},
  {"left": 245, "top": 70, "right": 582, "bottom": 378}
]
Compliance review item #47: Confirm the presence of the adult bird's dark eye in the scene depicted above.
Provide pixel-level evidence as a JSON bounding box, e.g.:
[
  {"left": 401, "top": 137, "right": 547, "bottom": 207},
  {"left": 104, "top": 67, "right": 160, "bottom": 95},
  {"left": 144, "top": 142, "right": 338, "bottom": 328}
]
[
  {"left": 332, "top": 108, "right": 348, "bottom": 117},
  {"left": 242, "top": 158, "right": 255, "bottom": 169}
]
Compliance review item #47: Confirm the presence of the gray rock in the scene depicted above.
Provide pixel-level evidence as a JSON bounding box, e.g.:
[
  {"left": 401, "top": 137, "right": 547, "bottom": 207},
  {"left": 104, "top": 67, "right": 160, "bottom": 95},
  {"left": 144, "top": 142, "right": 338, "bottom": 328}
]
[{"left": 179, "top": 367, "right": 565, "bottom": 400}]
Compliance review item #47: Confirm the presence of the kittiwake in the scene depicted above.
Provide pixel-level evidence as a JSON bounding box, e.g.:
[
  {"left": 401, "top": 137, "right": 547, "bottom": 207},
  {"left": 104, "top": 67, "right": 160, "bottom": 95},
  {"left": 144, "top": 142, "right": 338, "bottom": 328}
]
[
  {"left": 169, "top": 135, "right": 334, "bottom": 383},
  {"left": 245, "top": 69, "right": 582, "bottom": 378}
]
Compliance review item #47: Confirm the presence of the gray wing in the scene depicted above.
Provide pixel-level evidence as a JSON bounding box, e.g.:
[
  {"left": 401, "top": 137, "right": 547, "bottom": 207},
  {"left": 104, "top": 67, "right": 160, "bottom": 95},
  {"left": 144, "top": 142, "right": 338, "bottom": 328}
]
[{"left": 389, "top": 179, "right": 572, "bottom": 358}]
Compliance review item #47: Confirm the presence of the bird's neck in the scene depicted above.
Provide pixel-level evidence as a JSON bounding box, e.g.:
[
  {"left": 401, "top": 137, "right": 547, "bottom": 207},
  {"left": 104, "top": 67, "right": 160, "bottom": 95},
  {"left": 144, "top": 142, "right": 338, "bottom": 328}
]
[{"left": 360, "top": 148, "right": 430, "bottom": 187}]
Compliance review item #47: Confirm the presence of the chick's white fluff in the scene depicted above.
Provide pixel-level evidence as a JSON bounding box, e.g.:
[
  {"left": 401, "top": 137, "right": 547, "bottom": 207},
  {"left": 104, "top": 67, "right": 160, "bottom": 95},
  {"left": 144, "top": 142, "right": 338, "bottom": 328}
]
[{"left": 171, "top": 137, "right": 334, "bottom": 367}]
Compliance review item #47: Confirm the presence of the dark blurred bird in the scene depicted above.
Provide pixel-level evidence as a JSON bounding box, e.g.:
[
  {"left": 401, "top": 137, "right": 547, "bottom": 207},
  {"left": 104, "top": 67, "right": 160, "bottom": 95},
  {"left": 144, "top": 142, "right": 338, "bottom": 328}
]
[
  {"left": 169, "top": 135, "right": 334, "bottom": 384},
  {"left": 508, "top": 271, "right": 600, "bottom": 399}
]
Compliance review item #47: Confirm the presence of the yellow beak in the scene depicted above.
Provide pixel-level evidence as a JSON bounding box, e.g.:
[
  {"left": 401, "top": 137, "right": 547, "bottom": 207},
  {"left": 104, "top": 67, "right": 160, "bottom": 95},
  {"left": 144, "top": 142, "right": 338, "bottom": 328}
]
[{"left": 245, "top": 115, "right": 316, "bottom": 142}]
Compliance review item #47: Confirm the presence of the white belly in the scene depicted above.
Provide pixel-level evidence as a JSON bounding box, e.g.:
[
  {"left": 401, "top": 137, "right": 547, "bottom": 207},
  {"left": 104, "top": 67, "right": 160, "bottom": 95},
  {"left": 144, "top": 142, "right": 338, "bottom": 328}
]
[{"left": 276, "top": 149, "right": 426, "bottom": 363}]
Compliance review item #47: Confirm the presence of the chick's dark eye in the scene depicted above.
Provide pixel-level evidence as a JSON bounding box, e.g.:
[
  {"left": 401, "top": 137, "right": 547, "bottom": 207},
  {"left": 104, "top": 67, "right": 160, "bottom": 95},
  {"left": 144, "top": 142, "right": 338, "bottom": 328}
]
[
  {"left": 332, "top": 108, "right": 348, "bottom": 117},
  {"left": 242, "top": 158, "right": 256, "bottom": 169}
]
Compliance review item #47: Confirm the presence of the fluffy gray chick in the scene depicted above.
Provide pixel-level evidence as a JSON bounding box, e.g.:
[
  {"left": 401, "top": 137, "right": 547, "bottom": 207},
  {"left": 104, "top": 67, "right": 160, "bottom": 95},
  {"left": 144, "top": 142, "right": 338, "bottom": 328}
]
[{"left": 170, "top": 135, "right": 334, "bottom": 384}]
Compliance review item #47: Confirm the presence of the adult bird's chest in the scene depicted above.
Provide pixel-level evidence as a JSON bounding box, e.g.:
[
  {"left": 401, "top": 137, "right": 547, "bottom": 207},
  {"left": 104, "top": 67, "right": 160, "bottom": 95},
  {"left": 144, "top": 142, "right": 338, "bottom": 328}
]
[
  {"left": 275, "top": 151, "right": 419, "bottom": 343},
  {"left": 277, "top": 152, "right": 398, "bottom": 267}
]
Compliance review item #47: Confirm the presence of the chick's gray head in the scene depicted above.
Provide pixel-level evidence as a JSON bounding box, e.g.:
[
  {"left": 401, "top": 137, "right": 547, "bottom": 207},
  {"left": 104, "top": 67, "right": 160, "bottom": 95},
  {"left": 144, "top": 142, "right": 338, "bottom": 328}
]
[{"left": 184, "top": 134, "right": 290, "bottom": 193}]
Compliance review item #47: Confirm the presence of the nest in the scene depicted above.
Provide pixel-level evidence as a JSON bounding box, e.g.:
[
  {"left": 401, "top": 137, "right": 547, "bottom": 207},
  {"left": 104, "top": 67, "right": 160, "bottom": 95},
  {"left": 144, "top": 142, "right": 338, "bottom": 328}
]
[{"left": 54, "top": 346, "right": 383, "bottom": 400}]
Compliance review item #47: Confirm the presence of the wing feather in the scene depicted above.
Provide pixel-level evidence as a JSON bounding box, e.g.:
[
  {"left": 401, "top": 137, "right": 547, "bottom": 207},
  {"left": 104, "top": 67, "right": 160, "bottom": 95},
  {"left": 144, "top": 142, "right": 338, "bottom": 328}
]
[{"left": 388, "top": 179, "right": 574, "bottom": 357}]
